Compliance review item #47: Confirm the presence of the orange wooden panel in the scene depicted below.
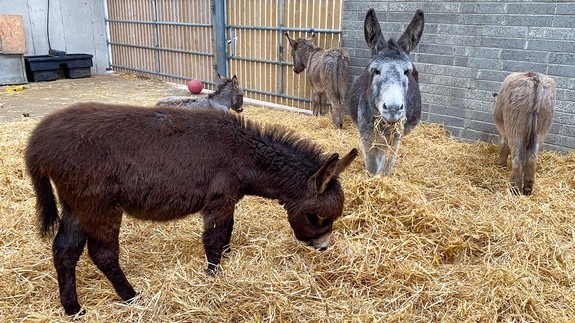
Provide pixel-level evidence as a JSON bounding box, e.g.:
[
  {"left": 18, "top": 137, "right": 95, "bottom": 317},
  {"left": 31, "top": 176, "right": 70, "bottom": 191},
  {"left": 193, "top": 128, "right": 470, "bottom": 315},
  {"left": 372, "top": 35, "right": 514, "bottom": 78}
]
[{"left": 0, "top": 15, "right": 26, "bottom": 54}]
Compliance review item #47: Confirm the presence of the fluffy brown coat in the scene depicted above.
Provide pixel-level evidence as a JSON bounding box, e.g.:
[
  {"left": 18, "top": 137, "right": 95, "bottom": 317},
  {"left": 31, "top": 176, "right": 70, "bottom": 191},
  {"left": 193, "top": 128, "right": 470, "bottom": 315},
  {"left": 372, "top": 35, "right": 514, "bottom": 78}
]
[{"left": 493, "top": 71, "right": 556, "bottom": 195}]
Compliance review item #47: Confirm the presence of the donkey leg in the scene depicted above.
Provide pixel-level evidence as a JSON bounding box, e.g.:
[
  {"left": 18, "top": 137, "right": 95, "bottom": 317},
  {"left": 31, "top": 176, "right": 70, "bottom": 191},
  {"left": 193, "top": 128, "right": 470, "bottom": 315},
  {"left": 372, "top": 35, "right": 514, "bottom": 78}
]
[
  {"left": 85, "top": 210, "right": 136, "bottom": 302},
  {"left": 497, "top": 137, "right": 510, "bottom": 167},
  {"left": 331, "top": 101, "right": 344, "bottom": 129},
  {"left": 319, "top": 92, "right": 328, "bottom": 115},
  {"left": 360, "top": 136, "right": 386, "bottom": 175},
  {"left": 53, "top": 203, "right": 87, "bottom": 315},
  {"left": 202, "top": 199, "right": 235, "bottom": 275},
  {"left": 311, "top": 91, "right": 321, "bottom": 116},
  {"left": 384, "top": 132, "right": 402, "bottom": 176},
  {"left": 509, "top": 143, "right": 525, "bottom": 195},
  {"left": 222, "top": 217, "right": 234, "bottom": 256},
  {"left": 522, "top": 148, "right": 538, "bottom": 196}
]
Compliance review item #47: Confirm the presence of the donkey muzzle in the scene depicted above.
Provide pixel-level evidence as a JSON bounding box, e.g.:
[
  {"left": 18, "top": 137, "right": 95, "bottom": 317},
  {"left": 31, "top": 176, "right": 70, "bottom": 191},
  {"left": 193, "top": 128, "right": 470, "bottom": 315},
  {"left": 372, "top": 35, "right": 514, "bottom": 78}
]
[
  {"left": 380, "top": 103, "right": 406, "bottom": 123},
  {"left": 307, "top": 233, "right": 332, "bottom": 251}
]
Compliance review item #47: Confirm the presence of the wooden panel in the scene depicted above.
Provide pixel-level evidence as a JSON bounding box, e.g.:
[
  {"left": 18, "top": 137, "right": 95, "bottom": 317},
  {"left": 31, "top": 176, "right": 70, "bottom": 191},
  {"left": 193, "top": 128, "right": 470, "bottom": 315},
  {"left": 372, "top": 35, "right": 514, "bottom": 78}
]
[{"left": 0, "top": 15, "right": 26, "bottom": 54}]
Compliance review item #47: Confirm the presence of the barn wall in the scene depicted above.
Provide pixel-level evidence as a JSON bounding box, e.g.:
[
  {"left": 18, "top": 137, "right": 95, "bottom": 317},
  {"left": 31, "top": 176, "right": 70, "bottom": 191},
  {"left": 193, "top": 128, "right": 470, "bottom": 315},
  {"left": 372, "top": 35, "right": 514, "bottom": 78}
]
[
  {"left": 0, "top": 0, "right": 109, "bottom": 74},
  {"left": 341, "top": 0, "right": 575, "bottom": 152}
]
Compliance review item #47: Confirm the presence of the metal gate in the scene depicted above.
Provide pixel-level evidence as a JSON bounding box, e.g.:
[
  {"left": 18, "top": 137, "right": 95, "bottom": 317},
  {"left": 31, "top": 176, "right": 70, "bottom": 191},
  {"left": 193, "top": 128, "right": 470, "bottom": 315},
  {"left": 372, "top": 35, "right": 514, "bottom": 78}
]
[{"left": 105, "top": 0, "right": 343, "bottom": 110}]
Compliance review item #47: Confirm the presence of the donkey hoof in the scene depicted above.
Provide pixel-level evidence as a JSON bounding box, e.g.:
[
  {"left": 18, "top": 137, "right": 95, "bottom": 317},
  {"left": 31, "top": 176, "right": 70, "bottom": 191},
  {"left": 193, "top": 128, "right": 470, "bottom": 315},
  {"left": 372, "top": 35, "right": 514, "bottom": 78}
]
[{"left": 65, "top": 306, "right": 85, "bottom": 317}]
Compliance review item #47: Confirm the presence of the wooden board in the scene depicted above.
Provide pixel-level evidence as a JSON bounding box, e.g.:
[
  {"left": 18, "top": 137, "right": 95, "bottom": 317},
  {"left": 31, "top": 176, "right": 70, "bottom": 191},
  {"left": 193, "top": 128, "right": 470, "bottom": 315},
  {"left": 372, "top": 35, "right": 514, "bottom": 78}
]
[{"left": 0, "top": 15, "right": 26, "bottom": 54}]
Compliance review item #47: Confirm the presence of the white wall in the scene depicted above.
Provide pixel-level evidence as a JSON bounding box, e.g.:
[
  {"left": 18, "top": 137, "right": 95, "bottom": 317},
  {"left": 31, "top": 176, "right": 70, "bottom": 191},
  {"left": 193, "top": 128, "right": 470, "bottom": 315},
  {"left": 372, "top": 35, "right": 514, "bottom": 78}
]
[{"left": 0, "top": 0, "right": 108, "bottom": 74}]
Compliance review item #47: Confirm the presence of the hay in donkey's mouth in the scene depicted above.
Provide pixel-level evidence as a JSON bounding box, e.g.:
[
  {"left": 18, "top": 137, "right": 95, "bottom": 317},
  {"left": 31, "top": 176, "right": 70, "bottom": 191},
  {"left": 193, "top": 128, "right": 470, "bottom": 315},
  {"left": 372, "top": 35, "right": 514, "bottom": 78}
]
[{"left": 1, "top": 92, "right": 574, "bottom": 321}]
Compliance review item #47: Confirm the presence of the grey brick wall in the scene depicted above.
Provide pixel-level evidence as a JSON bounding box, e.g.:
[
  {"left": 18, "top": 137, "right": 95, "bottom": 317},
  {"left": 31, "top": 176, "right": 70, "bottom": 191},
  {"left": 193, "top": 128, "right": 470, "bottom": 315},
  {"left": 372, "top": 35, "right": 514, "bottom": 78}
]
[{"left": 341, "top": 0, "right": 575, "bottom": 152}]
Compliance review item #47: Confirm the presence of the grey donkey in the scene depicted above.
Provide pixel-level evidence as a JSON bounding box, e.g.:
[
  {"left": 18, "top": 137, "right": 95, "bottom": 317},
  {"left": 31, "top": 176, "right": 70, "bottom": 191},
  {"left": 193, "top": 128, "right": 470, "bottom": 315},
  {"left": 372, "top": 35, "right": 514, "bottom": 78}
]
[
  {"left": 348, "top": 9, "right": 424, "bottom": 175},
  {"left": 156, "top": 74, "right": 244, "bottom": 113}
]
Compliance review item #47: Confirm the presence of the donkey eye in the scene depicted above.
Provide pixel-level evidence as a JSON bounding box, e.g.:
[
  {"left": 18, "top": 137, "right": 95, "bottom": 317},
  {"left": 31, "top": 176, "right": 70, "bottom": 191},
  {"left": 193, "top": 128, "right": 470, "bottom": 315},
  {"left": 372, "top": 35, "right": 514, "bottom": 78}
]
[
  {"left": 307, "top": 213, "right": 331, "bottom": 227},
  {"left": 307, "top": 213, "right": 320, "bottom": 226},
  {"left": 404, "top": 69, "right": 411, "bottom": 76},
  {"left": 371, "top": 68, "right": 381, "bottom": 75}
]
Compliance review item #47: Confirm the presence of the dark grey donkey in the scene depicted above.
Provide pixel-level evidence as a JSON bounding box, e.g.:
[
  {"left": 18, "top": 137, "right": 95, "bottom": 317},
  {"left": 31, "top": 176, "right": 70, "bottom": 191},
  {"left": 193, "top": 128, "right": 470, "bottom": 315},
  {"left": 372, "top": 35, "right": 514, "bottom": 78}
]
[
  {"left": 285, "top": 33, "right": 349, "bottom": 128},
  {"left": 155, "top": 74, "right": 244, "bottom": 113},
  {"left": 348, "top": 9, "right": 424, "bottom": 175}
]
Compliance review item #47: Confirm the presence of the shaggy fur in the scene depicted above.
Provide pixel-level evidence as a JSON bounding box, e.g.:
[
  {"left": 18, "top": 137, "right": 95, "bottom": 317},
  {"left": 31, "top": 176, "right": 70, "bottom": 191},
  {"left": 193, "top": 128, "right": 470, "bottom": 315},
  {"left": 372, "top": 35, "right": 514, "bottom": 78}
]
[
  {"left": 25, "top": 102, "right": 357, "bottom": 315},
  {"left": 493, "top": 72, "right": 556, "bottom": 195}
]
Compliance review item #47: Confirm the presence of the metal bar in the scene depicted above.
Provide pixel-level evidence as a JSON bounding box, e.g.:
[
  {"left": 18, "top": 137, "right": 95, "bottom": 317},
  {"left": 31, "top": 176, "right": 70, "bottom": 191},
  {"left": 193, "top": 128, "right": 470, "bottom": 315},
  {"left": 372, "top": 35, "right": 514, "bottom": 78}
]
[
  {"left": 108, "top": 42, "right": 213, "bottom": 56},
  {"left": 227, "top": 24, "right": 341, "bottom": 33},
  {"left": 107, "top": 19, "right": 211, "bottom": 28},
  {"left": 278, "top": 0, "right": 285, "bottom": 95},
  {"left": 244, "top": 87, "right": 312, "bottom": 102},
  {"left": 111, "top": 64, "right": 216, "bottom": 85},
  {"left": 228, "top": 55, "right": 291, "bottom": 66},
  {"left": 103, "top": 0, "right": 112, "bottom": 69},
  {"left": 152, "top": 0, "right": 161, "bottom": 73},
  {"left": 213, "top": 0, "right": 228, "bottom": 77}
]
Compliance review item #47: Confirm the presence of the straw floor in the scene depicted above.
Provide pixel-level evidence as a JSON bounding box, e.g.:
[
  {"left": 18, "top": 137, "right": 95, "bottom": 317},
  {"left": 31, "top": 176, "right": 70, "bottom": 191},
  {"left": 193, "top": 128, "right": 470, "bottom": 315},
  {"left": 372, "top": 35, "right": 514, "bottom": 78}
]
[{"left": 1, "top": 75, "right": 574, "bottom": 322}]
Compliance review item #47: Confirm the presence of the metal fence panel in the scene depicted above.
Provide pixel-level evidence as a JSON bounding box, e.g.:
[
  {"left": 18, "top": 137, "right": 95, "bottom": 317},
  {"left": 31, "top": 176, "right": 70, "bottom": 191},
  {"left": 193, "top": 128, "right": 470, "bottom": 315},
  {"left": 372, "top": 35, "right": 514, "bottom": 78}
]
[
  {"left": 105, "top": 0, "right": 343, "bottom": 108},
  {"left": 107, "top": 0, "right": 217, "bottom": 89}
]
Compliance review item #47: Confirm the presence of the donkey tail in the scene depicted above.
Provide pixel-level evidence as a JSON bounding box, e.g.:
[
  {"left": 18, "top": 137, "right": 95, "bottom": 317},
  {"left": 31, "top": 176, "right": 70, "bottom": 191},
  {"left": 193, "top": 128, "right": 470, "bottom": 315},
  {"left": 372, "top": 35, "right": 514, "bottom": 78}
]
[
  {"left": 333, "top": 51, "right": 350, "bottom": 105},
  {"left": 25, "top": 160, "right": 59, "bottom": 237},
  {"left": 525, "top": 74, "right": 541, "bottom": 155}
]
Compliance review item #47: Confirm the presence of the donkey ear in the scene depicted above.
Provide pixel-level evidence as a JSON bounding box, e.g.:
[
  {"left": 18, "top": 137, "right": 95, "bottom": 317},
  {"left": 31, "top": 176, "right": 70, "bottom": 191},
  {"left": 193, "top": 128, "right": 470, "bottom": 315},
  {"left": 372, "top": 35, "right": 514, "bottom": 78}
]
[
  {"left": 312, "top": 153, "right": 340, "bottom": 194},
  {"left": 284, "top": 32, "right": 297, "bottom": 48},
  {"left": 335, "top": 148, "right": 359, "bottom": 176},
  {"left": 232, "top": 75, "right": 238, "bottom": 86},
  {"left": 308, "top": 33, "right": 316, "bottom": 41},
  {"left": 364, "top": 8, "right": 386, "bottom": 56},
  {"left": 397, "top": 9, "right": 424, "bottom": 53},
  {"left": 217, "top": 73, "right": 225, "bottom": 82}
]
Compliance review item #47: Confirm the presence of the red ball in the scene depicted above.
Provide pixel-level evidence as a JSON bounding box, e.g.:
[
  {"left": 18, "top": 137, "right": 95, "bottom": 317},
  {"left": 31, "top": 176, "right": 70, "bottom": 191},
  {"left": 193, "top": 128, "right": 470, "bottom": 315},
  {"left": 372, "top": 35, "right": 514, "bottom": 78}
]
[{"left": 187, "top": 79, "right": 203, "bottom": 94}]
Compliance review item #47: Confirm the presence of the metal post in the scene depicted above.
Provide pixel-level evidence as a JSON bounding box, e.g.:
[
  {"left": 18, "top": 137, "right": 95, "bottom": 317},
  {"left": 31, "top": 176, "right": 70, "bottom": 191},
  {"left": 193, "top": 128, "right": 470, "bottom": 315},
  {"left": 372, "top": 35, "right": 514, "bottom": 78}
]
[
  {"left": 212, "top": 0, "right": 228, "bottom": 78},
  {"left": 152, "top": 0, "right": 161, "bottom": 73},
  {"left": 277, "top": 0, "right": 285, "bottom": 95}
]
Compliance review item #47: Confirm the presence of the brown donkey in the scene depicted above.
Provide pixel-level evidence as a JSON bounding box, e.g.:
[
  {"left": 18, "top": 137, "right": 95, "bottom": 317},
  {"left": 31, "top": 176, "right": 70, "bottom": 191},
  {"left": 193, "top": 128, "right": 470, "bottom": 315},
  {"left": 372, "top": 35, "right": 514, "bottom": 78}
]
[
  {"left": 493, "top": 72, "right": 556, "bottom": 195},
  {"left": 285, "top": 33, "right": 349, "bottom": 128},
  {"left": 25, "top": 102, "right": 358, "bottom": 315}
]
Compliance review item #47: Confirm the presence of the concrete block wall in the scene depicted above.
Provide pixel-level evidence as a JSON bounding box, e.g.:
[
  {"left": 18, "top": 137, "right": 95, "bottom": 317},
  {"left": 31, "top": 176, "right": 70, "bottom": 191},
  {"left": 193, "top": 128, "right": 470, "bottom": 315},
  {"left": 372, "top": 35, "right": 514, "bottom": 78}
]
[{"left": 341, "top": 0, "right": 575, "bottom": 152}]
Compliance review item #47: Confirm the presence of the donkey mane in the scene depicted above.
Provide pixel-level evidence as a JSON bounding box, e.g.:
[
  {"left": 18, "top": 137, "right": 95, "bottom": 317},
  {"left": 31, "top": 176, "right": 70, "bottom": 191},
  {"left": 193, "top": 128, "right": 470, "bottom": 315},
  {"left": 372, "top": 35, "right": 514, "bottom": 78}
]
[
  {"left": 379, "top": 39, "right": 404, "bottom": 59},
  {"left": 207, "top": 77, "right": 233, "bottom": 99},
  {"left": 239, "top": 114, "right": 327, "bottom": 172}
]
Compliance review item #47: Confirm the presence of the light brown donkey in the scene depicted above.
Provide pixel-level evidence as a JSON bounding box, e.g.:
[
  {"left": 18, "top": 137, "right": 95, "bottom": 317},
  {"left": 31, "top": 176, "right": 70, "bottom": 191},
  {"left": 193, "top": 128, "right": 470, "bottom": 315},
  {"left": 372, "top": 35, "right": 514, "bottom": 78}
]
[{"left": 493, "top": 72, "right": 556, "bottom": 195}]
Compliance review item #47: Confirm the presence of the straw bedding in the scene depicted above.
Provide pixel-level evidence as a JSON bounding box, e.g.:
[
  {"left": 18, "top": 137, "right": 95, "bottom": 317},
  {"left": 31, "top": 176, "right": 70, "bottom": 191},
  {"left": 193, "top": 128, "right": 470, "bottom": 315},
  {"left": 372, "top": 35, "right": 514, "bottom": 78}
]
[{"left": 1, "top": 79, "right": 574, "bottom": 322}]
